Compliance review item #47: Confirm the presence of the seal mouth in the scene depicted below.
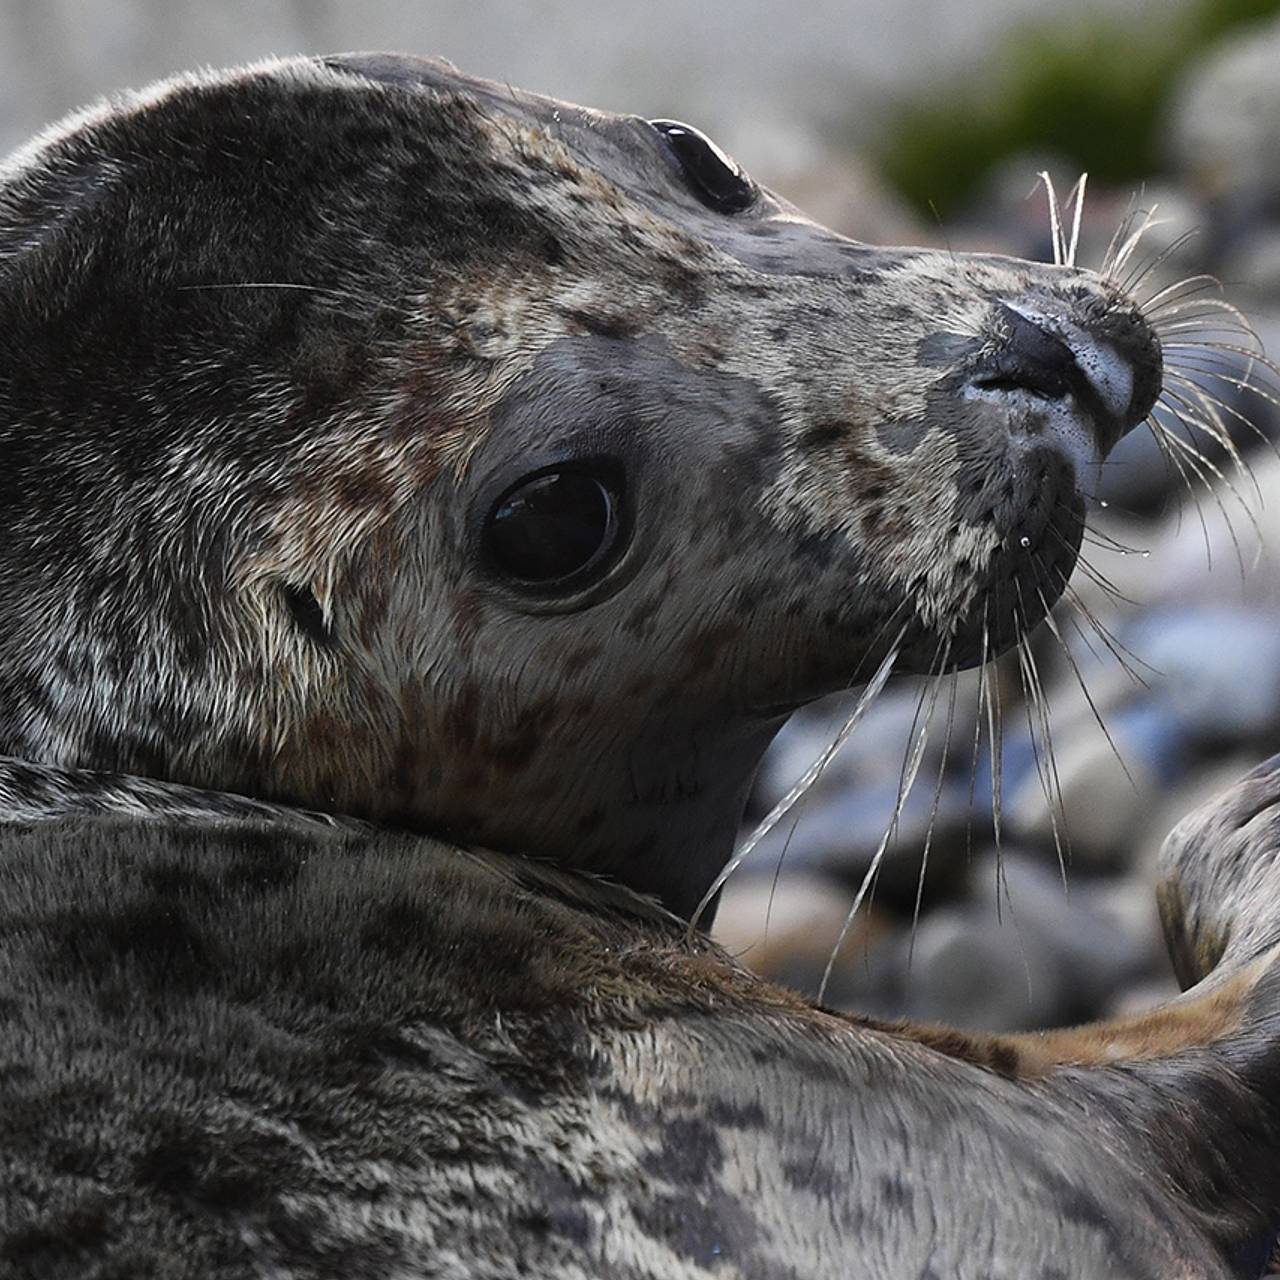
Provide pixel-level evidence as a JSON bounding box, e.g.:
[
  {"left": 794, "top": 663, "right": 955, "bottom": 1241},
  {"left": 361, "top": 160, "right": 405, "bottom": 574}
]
[{"left": 904, "top": 287, "right": 1164, "bottom": 674}]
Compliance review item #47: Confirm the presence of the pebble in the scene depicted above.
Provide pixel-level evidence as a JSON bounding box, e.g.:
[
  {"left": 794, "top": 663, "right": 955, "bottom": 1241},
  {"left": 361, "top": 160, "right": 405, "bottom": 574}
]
[
  {"left": 1124, "top": 607, "right": 1280, "bottom": 742},
  {"left": 895, "top": 852, "right": 1166, "bottom": 1030},
  {"left": 712, "top": 870, "right": 898, "bottom": 1007},
  {"left": 739, "top": 773, "right": 977, "bottom": 907}
]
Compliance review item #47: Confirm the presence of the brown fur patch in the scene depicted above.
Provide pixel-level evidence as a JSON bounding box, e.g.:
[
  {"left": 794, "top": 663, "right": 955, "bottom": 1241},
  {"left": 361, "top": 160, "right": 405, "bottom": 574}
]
[{"left": 1006, "top": 963, "right": 1258, "bottom": 1073}]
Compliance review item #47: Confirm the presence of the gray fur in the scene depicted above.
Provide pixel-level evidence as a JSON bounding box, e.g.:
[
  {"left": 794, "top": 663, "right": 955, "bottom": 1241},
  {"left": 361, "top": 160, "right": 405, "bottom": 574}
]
[
  {"left": 1, "top": 51, "right": 1275, "bottom": 1280},
  {"left": 0, "top": 773, "right": 1245, "bottom": 1279}
]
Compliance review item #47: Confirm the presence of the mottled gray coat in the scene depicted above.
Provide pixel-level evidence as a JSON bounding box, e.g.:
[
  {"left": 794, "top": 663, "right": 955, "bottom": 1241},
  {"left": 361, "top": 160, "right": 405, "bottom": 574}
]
[{"left": 0, "top": 53, "right": 1276, "bottom": 1280}]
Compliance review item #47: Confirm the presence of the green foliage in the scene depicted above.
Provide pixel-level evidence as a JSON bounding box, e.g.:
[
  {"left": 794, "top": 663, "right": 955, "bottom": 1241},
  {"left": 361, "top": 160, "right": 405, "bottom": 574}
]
[{"left": 875, "top": 0, "right": 1280, "bottom": 216}]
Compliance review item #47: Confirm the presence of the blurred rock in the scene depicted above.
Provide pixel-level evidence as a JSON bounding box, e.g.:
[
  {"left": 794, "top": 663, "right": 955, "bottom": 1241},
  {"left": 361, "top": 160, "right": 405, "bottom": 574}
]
[
  {"left": 897, "top": 903, "right": 1066, "bottom": 1031},
  {"left": 1144, "top": 462, "right": 1280, "bottom": 611},
  {"left": 1123, "top": 606, "right": 1280, "bottom": 742},
  {"left": 1070, "top": 451, "right": 1280, "bottom": 622},
  {"left": 1168, "top": 15, "right": 1280, "bottom": 217},
  {"left": 740, "top": 773, "right": 978, "bottom": 907},
  {"left": 1222, "top": 228, "right": 1280, "bottom": 300},
  {"left": 713, "top": 870, "right": 896, "bottom": 1003},
  {"left": 1094, "top": 349, "right": 1280, "bottom": 515},
  {"left": 770, "top": 151, "right": 927, "bottom": 247},
  {"left": 1001, "top": 698, "right": 1186, "bottom": 870},
  {"left": 1107, "top": 975, "right": 1182, "bottom": 1018},
  {"left": 898, "top": 852, "right": 1163, "bottom": 1031},
  {"left": 1094, "top": 416, "right": 1189, "bottom": 513},
  {"left": 754, "top": 676, "right": 981, "bottom": 808},
  {"left": 949, "top": 152, "right": 1072, "bottom": 260},
  {"left": 1131, "top": 751, "right": 1261, "bottom": 880}
]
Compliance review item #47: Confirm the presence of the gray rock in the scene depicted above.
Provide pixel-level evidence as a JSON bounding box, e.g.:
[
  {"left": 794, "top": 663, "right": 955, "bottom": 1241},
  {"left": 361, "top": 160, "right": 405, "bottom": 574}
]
[
  {"left": 897, "top": 901, "right": 1066, "bottom": 1032},
  {"left": 1002, "top": 696, "right": 1186, "bottom": 871},
  {"left": 1141, "top": 446, "right": 1280, "bottom": 612},
  {"left": 1107, "top": 975, "right": 1182, "bottom": 1018},
  {"left": 753, "top": 676, "right": 979, "bottom": 812},
  {"left": 1169, "top": 15, "right": 1280, "bottom": 215},
  {"left": 1124, "top": 606, "right": 1280, "bottom": 742},
  {"left": 770, "top": 152, "right": 927, "bottom": 247},
  {"left": 895, "top": 852, "right": 1165, "bottom": 1031},
  {"left": 739, "top": 772, "right": 978, "bottom": 906},
  {"left": 1131, "top": 752, "right": 1263, "bottom": 880},
  {"left": 713, "top": 870, "right": 900, "bottom": 1006}
]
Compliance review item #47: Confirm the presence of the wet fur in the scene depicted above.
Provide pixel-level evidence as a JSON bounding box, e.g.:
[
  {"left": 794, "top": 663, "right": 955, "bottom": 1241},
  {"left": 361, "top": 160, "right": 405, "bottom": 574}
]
[{"left": 1, "top": 53, "right": 1278, "bottom": 1280}]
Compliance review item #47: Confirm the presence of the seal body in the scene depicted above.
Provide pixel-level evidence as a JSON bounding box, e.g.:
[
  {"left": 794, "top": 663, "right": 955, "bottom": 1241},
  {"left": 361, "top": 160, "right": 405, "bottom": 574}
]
[
  {"left": 3, "top": 53, "right": 1279, "bottom": 1280},
  {"left": 0, "top": 795, "right": 1262, "bottom": 1280}
]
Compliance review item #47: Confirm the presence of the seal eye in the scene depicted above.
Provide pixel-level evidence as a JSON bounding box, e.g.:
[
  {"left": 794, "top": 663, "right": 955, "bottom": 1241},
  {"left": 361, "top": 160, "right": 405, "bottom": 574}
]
[
  {"left": 650, "top": 120, "right": 756, "bottom": 215},
  {"left": 484, "top": 466, "right": 622, "bottom": 588}
]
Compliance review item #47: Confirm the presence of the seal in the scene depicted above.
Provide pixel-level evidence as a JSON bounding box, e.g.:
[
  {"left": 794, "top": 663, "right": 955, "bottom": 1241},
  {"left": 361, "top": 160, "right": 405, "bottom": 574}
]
[{"left": 1, "top": 52, "right": 1277, "bottom": 1280}]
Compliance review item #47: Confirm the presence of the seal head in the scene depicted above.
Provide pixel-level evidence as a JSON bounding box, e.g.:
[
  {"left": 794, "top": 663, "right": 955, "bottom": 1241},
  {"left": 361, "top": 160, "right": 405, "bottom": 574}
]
[{"left": 0, "top": 54, "right": 1161, "bottom": 915}]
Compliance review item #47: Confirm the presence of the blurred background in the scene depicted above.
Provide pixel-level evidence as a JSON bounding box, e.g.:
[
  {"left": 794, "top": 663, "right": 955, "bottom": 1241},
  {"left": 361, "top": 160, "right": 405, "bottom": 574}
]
[{"left": 8, "top": 0, "right": 1280, "bottom": 1031}]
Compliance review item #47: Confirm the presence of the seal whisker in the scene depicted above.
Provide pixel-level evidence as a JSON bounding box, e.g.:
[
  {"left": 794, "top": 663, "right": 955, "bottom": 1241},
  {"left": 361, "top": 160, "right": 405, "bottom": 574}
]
[
  {"left": 1160, "top": 352, "right": 1280, "bottom": 428},
  {"left": 688, "top": 628, "right": 907, "bottom": 937},
  {"left": 1162, "top": 339, "right": 1280, "bottom": 384},
  {"left": 1147, "top": 298, "right": 1270, "bottom": 368},
  {"left": 1015, "top": 581, "right": 1070, "bottom": 887},
  {"left": 990, "top": 634, "right": 1013, "bottom": 927},
  {"left": 1156, "top": 383, "right": 1252, "bottom": 482},
  {"left": 1159, "top": 348, "right": 1279, "bottom": 406},
  {"left": 1117, "top": 227, "right": 1203, "bottom": 300},
  {"left": 1105, "top": 203, "right": 1167, "bottom": 284},
  {"left": 1060, "top": 544, "right": 1142, "bottom": 607},
  {"left": 1061, "top": 173, "right": 1088, "bottom": 269},
  {"left": 1161, "top": 362, "right": 1280, "bottom": 468},
  {"left": 818, "top": 638, "right": 945, "bottom": 1003},
  {"left": 907, "top": 667, "right": 962, "bottom": 965},
  {"left": 1155, "top": 385, "right": 1262, "bottom": 548},
  {"left": 1035, "top": 576, "right": 1137, "bottom": 787},
  {"left": 965, "top": 613, "right": 993, "bottom": 859},
  {"left": 1081, "top": 526, "right": 1151, "bottom": 555},
  {"left": 176, "top": 280, "right": 373, "bottom": 308},
  {"left": 1100, "top": 195, "right": 1149, "bottom": 278},
  {"left": 1145, "top": 400, "right": 1241, "bottom": 564},
  {"left": 1043, "top": 522, "right": 1141, "bottom": 607},
  {"left": 1142, "top": 408, "right": 1215, "bottom": 548},
  {"left": 981, "top": 611, "right": 1006, "bottom": 850},
  {"left": 1149, "top": 311, "right": 1266, "bottom": 340},
  {"left": 1139, "top": 271, "right": 1227, "bottom": 312},
  {"left": 1142, "top": 278, "right": 1261, "bottom": 336},
  {"left": 1161, "top": 369, "right": 1268, "bottom": 493},
  {"left": 1038, "top": 171, "right": 1066, "bottom": 267},
  {"left": 1115, "top": 216, "right": 1188, "bottom": 296},
  {"left": 1059, "top": 580, "right": 1158, "bottom": 685},
  {"left": 759, "top": 785, "right": 814, "bottom": 959}
]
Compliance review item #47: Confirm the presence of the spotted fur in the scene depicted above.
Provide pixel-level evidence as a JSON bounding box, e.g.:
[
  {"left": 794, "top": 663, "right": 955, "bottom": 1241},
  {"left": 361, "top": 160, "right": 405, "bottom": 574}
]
[
  {"left": 0, "top": 53, "right": 1159, "bottom": 915},
  {"left": 1, "top": 52, "right": 1276, "bottom": 1280}
]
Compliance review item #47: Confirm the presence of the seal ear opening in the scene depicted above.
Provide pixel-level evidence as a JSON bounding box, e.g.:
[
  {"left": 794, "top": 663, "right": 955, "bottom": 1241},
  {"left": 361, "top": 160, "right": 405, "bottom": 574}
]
[{"left": 280, "top": 583, "right": 333, "bottom": 647}]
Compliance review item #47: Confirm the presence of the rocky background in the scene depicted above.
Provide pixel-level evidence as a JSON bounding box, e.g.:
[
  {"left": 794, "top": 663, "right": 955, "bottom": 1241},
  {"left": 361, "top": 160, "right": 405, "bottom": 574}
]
[
  {"left": 4, "top": 0, "right": 1280, "bottom": 1031},
  {"left": 719, "top": 11, "right": 1280, "bottom": 1031}
]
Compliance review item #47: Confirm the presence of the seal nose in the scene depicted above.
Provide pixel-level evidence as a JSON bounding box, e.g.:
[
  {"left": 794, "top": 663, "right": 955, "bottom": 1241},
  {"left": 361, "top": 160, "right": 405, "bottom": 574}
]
[{"left": 972, "top": 300, "right": 1162, "bottom": 457}]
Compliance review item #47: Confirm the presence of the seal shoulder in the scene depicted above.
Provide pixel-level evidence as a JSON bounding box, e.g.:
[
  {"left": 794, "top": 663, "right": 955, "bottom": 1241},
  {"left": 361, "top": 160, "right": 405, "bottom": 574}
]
[{"left": 0, "top": 815, "right": 1236, "bottom": 1279}]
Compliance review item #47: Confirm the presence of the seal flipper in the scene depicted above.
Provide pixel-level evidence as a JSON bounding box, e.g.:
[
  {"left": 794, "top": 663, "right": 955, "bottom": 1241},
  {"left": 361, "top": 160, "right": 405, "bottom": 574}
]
[{"left": 980, "top": 754, "right": 1280, "bottom": 1268}]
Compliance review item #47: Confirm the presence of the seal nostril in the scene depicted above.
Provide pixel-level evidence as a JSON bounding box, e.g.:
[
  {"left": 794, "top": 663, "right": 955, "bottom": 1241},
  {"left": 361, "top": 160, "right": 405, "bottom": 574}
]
[
  {"left": 973, "top": 304, "right": 1080, "bottom": 405},
  {"left": 982, "top": 298, "right": 1162, "bottom": 458},
  {"left": 972, "top": 372, "right": 1066, "bottom": 401}
]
